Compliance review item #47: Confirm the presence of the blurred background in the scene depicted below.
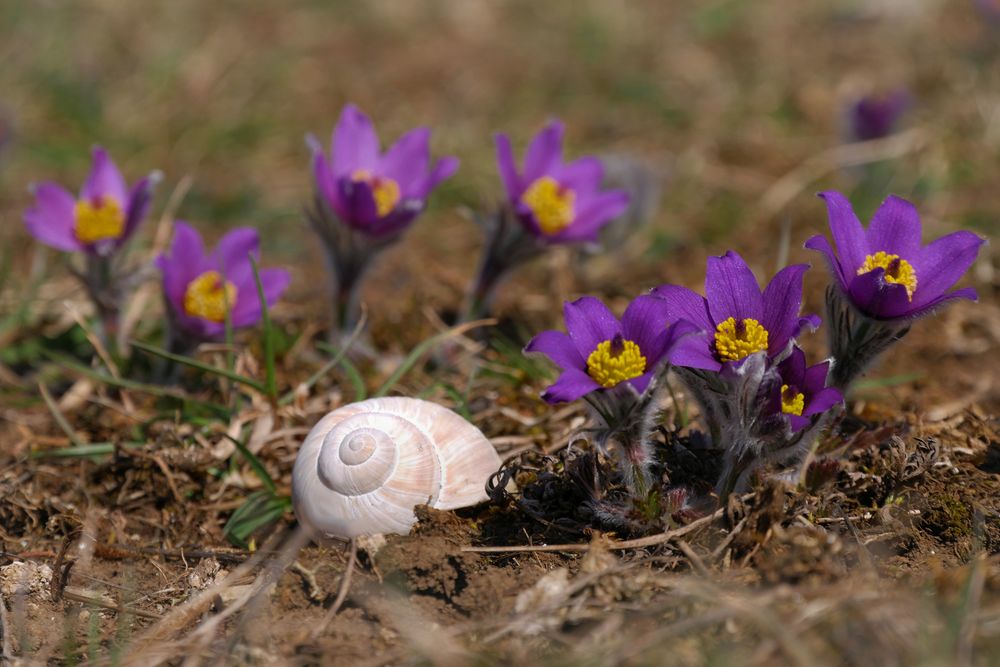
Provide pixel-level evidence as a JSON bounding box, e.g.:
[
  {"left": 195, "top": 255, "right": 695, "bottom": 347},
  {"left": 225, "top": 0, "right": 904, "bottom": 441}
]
[{"left": 0, "top": 0, "right": 997, "bottom": 406}]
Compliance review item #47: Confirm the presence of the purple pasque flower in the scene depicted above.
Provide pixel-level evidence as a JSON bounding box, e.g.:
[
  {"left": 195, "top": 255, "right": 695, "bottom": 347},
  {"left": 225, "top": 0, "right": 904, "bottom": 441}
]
[
  {"left": 310, "top": 104, "right": 459, "bottom": 238},
  {"left": 524, "top": 295, "right": 702, "bottom": 403},
  {"left": 652, "top": 251, "right": 821, "bottom": 372},
  {"left": 495, "top": 120, "right": 630, "bottom": 243},
  {"left": 806, "top": 191, "right": 986, "bottom": 321},
  {"left": 157, "top": 222, "right": 291, "bottom": 340},
  {"left": 848, "top": 90, "right": 911, "bottom": 142},
  {"left": 766, "top": 347, "right": 843, "bottom": 432},
  {"left": 24, "top": 146, "right": 157, "bottom": 257}
]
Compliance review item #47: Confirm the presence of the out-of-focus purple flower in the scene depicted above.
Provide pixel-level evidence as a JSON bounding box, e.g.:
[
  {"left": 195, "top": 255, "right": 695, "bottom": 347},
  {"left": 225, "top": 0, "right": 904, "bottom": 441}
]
[
  {"left": 24, "top": 146, "right": 157, "bottom": 257},
  {"left": 652, "top": 251, "right": 820, "bottom": 371},
  {"left": 806, "top": 191, "right": 985, "bottom": 321},
  {"left": 309, "top": 104, "right": 458, "bottom": 238},
  {"left": 765, "top": 347, "right": 843, "bottom": 432},
  {"left": 848, "top": 90, "right": 911, "bottom": 142},
  {"left": 495, "top": 120, "right": 630, "bottom": 243},
  {"left": 525, "top": 295, "right": 701, "bottom": 403},
  {"left": 975, "top": 0, "right": 1000, "bottom": 25},
  {"left": 156, "top": 222, "right": 291, "bottom": 340}
]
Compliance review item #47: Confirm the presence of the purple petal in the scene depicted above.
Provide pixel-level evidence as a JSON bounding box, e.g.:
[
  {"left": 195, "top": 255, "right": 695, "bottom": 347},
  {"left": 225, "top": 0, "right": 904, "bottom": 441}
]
[
  {"left": 628, "top": 371, "right": 654, "bottom": 395},
  {"left": 312, "top": 148, "right": 345, "bottom": 217},
  {"left": 524, "top": 329, "right": 585, "bottom": 372},
  {"left": 621, "top": 294, "right": 672, "bottom": 364},
  {"left": 366, "top": 205, "right": 422, "bottom": 238},
  {"left": 554, "top": 157, "right": 603, "bottom": 193},
  {"left": 778, "top": 346, "right": 807, "bottom": 386},
  {"left": 211, "top": 227, "right": 260, "bottom": 287},
  {"left": 379, "top": 127, "right": 430, "bottom": 193},
  {"left": 495, "top": 133, "right": 521, "bottom": 199},
  {"left": 894, "top": 287, "right": 979, "bottom": 320},
  {"left": 121, "top": 174, "right": 156, "bottom": 243},
  {"left": 523, "top": 120, "right": 564, "bottom": 183},
  {"left": 802, "top": 359, "right": 831, "bottom": 396},
  {"left": 649, "top": 284, "right": 713, "bottom": 331},
  {"left": 336, "top": 177, "right": 380, "bottom": 228},
  {"left": 788, "top": 414, "right": 812, "bottom": 432},
  {"left": 563, "top": 296, "right": 621, "bottom": 358},
  {"left": 803, "top": 387, "right": 843, "bottom": 417},
  {"left": 548, "top": 189, "right": 630, "bottom": 243},
  {"left": 81, "top": 146, "right": 127, "bottom": 205},
  {"left": 417, "top": 155, "right": 459, "bottom": 197},
  {"left": 865, "top": 195, "right": 921, "bottom": 258},
  {"left": 818, "top": 191, "right": 868, "bottom": 274},
  {"left": 804, "top": 234, "right": 850, "bottom": 291},
  {"left": 332, "top": 104, "right": 379, "bottom": 177},
  {"left": 667, "top": 335, "right": 722, "bottom": 371},
  {"left": 912, "top": 231, "right": 986, "bottom": 307},
  {"left": 760, "top": 263, "right": 811, "bottom": 356},
  {"left": 847, "top": 268, "right": 913, "bottom": 319},
  {"left": 705, "top": 251, "right": 763, "bottom": 323},
  {"left": 231, "top": 267, "right": 292, "bottom": 328},
  {"left": 24, "top": 183, "right": 82, "bottom": 252},
  {"left": 541, "top": 367, "right": 602, "bottom": 403},
  {"left": 156, "top": 221, "right": 208, "bottom": 315}
]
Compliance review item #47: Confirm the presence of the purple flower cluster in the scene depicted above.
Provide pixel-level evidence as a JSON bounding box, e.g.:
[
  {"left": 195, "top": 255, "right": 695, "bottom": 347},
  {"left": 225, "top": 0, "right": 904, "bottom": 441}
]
[
  {"left": 20, "top": 108, "right": 985, "bottom": 516},
  {"left": 23, "top": 146, "right": 292, "bottom": 355},
  {"left": 525, "top": 191, "right": 983, "bottom": 502}
]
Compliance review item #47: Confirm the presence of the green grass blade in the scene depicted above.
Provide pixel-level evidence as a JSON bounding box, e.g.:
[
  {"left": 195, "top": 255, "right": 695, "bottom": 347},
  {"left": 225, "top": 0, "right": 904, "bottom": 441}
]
[
  {"left": 37, "top": 382, "right": 85, "bottom": 447},
  {"left": 849, "top": 372, "right": 924, "bottom": 396},
  {"left": 313, "top": 341, "right": 367, "bottom": 402},
  {"left": 31, "top": 442, "right": 145, "bottom": 458},
  {"left": 130, "top": 340, "right": 267, "bottom": 393},
  {"left": 43, "top": 351, "right": 230, "bottom": 415},
  {"left": 279, "top": 317, "right": 368, "bottom": 406},
  {"left": 248, "top": 255, "right": 277, "bottom": 401},
  {"left": 373, "top": 319, "right": 494, "bottom": 398},
  {"left": 223, "top": 490, "right": 291, "bottom": 548},
  {"left": 222, "top": 433, "right": 277, "bottom": 495}
]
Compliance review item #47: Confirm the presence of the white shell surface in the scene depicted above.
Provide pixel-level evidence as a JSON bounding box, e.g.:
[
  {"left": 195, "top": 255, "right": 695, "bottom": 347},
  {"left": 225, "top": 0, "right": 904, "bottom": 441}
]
[{"left": 292, "top": 397, "right": 502, "bottom": 538}]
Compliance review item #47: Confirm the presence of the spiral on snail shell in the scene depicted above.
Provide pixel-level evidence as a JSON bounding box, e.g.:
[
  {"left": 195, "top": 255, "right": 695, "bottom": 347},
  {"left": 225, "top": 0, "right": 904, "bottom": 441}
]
[{"left": 292, "top": 397, "right": 502, "bottom": 537}]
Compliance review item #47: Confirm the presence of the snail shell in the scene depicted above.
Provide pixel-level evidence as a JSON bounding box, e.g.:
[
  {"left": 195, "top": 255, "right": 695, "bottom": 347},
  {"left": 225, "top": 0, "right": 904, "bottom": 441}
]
[{"left": 292, "top": 397, "right": 502, "bottom": 538}]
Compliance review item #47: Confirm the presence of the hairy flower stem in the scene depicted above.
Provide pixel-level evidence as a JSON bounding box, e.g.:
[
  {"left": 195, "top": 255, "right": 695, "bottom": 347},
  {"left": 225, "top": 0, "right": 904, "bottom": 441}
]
[
  {"left": 459, "top": 206, "right": 545, "bottom": 325},
  {"left": 83, "top": 255, "right": 122, "bottom": 357},
  {"left": 306, "top": 195, "right": 397, "bottom": 347},
  {"left": 584, "top": 378, "right": 664, "bottom": 502},
  {"left": 825, "top": 286, "right": 909, "bottom": 390}
]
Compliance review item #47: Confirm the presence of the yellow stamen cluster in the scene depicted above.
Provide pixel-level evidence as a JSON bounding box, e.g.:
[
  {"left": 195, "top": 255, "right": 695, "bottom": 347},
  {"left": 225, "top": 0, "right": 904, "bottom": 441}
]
[
  {"left": 713, "top": 317, "right": 769, "bottom": 362},
  {"left": 586, "top": 338, "right": 646, "bottom": 388},
  {"left": 521, "top": 176, "right": 576, "bottom": 235},
  {"left": 781, "top": 385, "right": 805, "bottom": 416},
  {"left": 74, "top": 197, "right": 125, "bottom": 244},
  {"left": 351, "top": 169, "right": 401, "bottom": 217},
  {"left": 857, "top": 251, "right": 917, "bottom": 301},
  {"left": 183, "top": 271, "right": 238, "bottom": 323}
]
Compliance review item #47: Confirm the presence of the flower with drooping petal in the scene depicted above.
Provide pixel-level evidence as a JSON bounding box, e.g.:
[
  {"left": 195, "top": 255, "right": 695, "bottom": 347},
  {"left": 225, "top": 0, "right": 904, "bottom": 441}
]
[
  {"left": 848, "top": 90, "right": 910, "bottom": 142},
  {"left": 156, "top": 222, "right": 291, "bottom": 340},
  {"left": 765, "top": 347, "right": 843, "bottom": 432},
  {"left": 806, "top": 191, "right": 986, "bottom": 321},
  {"left": 524, "top": 295, "right": 702, "bottom": 403},
  {"left": 309, "top": 104, "right": 459, "bottom": 238},
  {"left": 495, "top": 120, "right": 630, "bottom": 243},
  {"left": 652, "top": 251, "right": 820, "bottom": 371},
  {"left": 24, "top": 146, "right": 157, "bottom": 257}
]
